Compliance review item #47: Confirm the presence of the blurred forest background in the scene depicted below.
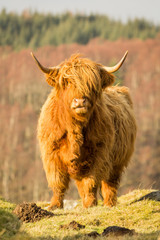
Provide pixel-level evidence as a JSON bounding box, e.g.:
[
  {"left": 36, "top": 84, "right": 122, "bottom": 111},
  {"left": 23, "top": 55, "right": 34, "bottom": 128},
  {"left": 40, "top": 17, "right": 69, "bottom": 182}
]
[{"left": 0, "top": 9, "right": 160, "bottom": 203}]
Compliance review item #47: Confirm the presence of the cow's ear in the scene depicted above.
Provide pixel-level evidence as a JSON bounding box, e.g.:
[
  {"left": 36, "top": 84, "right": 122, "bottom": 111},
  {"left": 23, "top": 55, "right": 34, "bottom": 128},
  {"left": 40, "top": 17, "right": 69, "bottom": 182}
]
[
  {"left": 100, "top": 68, "right": 115, "bottom": 89},
  {"left": 45, "top": 68, "right": 59, "bottom": 87}
]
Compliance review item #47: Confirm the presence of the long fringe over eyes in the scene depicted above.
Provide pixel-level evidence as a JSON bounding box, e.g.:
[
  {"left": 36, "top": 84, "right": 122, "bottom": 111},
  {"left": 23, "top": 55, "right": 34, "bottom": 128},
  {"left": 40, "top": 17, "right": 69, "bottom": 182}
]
[{"left": 56, "top": 54, "right": 103, "bottom": 97}]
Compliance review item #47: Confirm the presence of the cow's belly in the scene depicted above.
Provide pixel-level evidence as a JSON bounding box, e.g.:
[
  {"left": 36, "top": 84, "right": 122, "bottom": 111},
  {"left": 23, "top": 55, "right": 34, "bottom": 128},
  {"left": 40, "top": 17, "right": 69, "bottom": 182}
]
[{"left": 67, "top": 156, "right": 94, "bottom": 180}]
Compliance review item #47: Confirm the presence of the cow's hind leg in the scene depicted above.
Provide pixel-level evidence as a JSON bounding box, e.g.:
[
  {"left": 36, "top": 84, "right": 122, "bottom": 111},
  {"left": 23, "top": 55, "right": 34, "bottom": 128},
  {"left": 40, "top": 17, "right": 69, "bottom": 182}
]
[
  {"left": 101, "top": 170, "right": 122, "bottom": 207},
  {"left": 76, "top": 177, "right": 98, "bottom": 208}
]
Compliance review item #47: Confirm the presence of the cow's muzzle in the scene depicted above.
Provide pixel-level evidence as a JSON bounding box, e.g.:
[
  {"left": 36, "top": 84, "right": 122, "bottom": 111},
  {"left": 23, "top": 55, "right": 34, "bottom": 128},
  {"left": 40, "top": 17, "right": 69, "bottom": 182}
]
[{"left": 71, "top": 97, "right": 91, "bottom": 114}]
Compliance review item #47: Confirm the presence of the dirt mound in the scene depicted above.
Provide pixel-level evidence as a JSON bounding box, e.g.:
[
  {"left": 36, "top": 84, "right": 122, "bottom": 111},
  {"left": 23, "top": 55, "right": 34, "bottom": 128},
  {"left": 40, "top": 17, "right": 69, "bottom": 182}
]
[
  {"left": 89, "top": 219, "right": 101, "bottom": 226},
  {"left": 134, "top": 191, "right": 160, "bottom": 202},
  {"left": 87, "top": 231, "right": 100, "bottom": 238},
  {"left": 86, "top": 226, "right": 135, "bottom": 238},
  {"left": 13, "top": 203, "right": 54, "bottom": 223},
  {"left": 60, "top": 220, "right": 85, "bottom": 230},
  {"left": 102, "top": 226, "right": 135, "bottom": 237}
]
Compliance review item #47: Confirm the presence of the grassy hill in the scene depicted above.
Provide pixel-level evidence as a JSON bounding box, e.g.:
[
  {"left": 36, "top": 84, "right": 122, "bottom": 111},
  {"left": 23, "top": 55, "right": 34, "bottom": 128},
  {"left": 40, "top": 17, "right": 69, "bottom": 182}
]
[{"left": 0, "top": 189, "right": 160, "bottom": 240}]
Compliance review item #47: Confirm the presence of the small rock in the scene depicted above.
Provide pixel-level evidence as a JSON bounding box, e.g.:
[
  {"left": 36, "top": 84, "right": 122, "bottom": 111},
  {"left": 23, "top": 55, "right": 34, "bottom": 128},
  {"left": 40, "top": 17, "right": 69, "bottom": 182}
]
[{"left": 63, "top": 200, "right": 78, "bottom": 210}]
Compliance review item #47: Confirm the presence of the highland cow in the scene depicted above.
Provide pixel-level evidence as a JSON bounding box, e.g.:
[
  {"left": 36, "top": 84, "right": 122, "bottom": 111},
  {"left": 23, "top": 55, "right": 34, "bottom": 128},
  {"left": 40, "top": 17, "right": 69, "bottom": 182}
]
[{"left": 31, "top": 51, "right": 137, "bottom": 209}]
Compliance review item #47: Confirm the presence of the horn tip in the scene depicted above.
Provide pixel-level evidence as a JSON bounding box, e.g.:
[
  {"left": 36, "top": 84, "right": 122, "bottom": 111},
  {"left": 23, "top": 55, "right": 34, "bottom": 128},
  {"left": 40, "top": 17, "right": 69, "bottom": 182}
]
[
  {"left": 125, "top": 50, "right": 128, "bottom": 57},
  {"left": 30, "top": 52, "right": 35, "bottom": 59},
  {"left": 122, "top": 50, "right": 128, "bottom": 63},
  {"left": 30, "top": 52, "right": 39, "bottom": 66}
]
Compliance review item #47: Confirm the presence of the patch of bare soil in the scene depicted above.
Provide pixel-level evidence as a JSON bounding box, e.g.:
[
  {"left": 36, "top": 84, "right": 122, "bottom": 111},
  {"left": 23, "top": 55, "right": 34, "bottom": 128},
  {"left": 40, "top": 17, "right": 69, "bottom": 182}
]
[
  {"left": 87, "top": 231, "right": 100, "bottom": 238},
  {"left": 13, "top": 203, "right": 54, "bottom": 223},
  {"left": 102, "top": 226, "right": 136, "bottom": 237},
  {"left": 86, "top": 226, "right": 136, "bottom": 238},
  {"left": 60, "top": 220, "right": 85, "bottom": 230}
]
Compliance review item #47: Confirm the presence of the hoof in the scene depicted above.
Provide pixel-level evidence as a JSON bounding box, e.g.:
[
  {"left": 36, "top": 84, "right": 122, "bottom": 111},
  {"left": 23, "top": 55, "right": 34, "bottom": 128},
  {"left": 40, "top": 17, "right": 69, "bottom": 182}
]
[
  {"left": 83, "top": 199, "right": 97, "bottom": 208},
  {"left": 104, "top": 199, "right": 117, "bottom": 207},
  {"left": 47, "top": 204, "right": 63, "bottom": 211}
]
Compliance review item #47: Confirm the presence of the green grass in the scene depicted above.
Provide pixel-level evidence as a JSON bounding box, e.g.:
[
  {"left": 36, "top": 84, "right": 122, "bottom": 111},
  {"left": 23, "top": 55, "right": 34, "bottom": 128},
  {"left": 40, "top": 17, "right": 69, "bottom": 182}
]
[{"left": 0, "top": 190, "right": 160, "bottom": 240}]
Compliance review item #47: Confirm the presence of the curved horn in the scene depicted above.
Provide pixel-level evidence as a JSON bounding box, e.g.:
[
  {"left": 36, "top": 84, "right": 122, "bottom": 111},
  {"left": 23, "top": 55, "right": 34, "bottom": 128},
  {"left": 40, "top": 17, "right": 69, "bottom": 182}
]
[
  {"left": 31, "top": 52, "right": 59, "bottom": 74},
  {"left": 103, "top": 51, "right": 128, "bottom": 73}
]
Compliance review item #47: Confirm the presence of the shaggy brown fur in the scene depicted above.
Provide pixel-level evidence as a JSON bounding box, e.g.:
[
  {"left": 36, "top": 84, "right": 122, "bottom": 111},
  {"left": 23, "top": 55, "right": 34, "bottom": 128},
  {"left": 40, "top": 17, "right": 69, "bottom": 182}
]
[{"left": 37, "top": 54, "right": 137, "bottom": 209}]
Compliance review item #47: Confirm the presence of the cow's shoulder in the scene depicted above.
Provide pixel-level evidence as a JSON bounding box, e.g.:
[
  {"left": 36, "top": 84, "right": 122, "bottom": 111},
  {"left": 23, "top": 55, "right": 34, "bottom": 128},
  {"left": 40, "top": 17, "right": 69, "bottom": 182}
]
[{"left": 104, "top": 86, "right": 133, "bottom": 107}]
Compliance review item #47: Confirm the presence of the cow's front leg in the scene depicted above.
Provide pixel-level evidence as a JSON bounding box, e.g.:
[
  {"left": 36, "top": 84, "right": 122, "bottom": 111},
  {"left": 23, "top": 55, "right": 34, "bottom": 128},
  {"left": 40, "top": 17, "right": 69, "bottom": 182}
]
[
  {"left": 76, "top": 177, "right": 98, "bottom": 208},
  {"left": 101, "top": 170, "right": 121, "bottom": 207},
  {"left": 43, "top": 157, "right": 70, "bottom": 210},
  {"left": 48, "top": 176, "right": 70, "bottom": 210},
  {"left": 101, "top": 180, "right": 117, "bottom": 207},
  {"left": 49, "top": 186, "right": 67, "bottom": 210}
]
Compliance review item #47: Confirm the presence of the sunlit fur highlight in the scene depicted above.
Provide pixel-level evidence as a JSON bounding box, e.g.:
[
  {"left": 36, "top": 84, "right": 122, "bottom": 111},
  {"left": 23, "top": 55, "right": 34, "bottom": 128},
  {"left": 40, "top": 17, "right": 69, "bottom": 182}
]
[{"left": 37, "top": 54, "right": 137, "bottom": 209}]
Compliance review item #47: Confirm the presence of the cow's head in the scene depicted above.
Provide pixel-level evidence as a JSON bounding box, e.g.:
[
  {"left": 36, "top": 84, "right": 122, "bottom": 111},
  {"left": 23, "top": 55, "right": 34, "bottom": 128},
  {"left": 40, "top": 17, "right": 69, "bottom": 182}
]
[{"left": 31, "top": 52, "right": 128, "bottom": 122}]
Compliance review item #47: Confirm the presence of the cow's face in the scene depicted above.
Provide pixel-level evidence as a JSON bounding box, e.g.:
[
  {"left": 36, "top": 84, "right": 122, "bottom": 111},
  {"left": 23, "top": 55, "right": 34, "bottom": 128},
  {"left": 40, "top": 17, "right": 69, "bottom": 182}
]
[
  {"left": 62, "top": 82, "right": 94, "bottom": 122},
  {"left": 31, "top": 52, "right": 128, "bottom": 121},
  {"left": 49, "top": 55, "right": 115, "bottom": 122}
]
